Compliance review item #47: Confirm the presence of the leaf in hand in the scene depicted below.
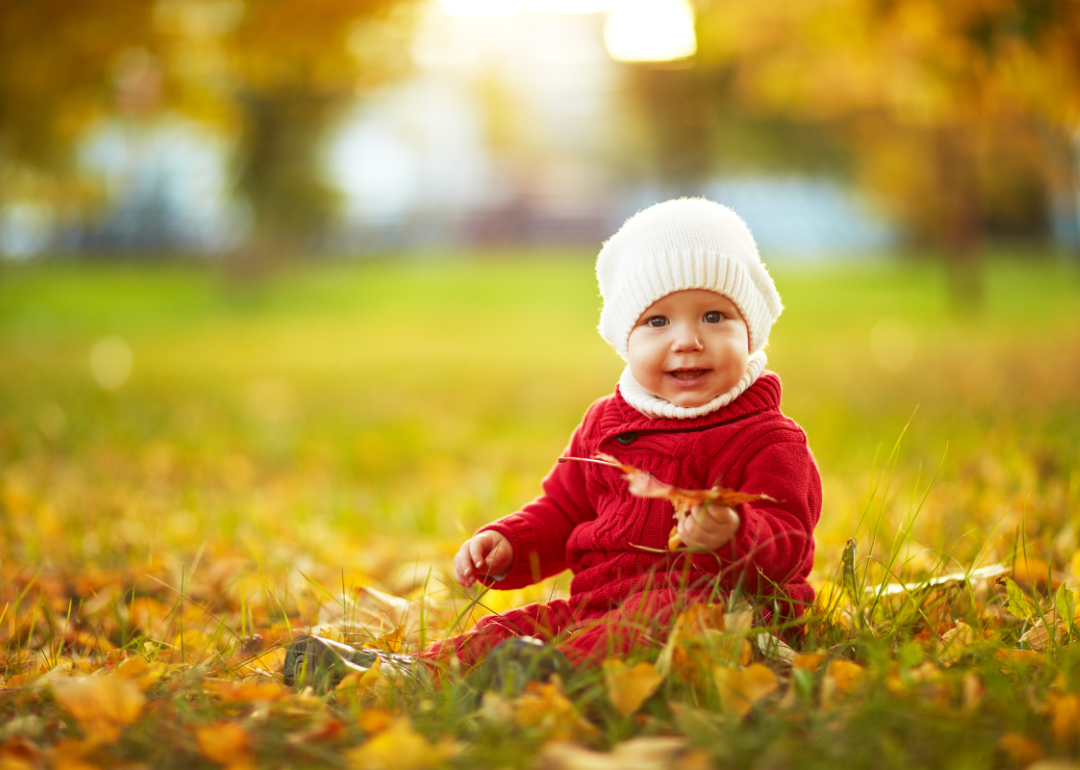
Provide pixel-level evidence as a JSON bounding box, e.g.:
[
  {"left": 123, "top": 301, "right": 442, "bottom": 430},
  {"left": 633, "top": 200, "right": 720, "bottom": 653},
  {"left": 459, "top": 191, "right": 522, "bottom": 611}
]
[{"left": 560, "top": 453, "right": 776, "bottom": 549}]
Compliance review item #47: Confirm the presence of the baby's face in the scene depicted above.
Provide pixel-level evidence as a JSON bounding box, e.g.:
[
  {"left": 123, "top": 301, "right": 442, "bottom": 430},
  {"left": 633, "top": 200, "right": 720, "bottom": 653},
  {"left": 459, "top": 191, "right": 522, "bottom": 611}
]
[{"left": 627, "top": 289, "right": 750, "bottom": 408}]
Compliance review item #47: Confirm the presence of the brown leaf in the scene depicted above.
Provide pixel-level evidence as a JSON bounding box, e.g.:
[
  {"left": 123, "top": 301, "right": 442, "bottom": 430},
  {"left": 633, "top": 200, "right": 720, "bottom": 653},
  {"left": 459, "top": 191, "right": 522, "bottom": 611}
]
[
  {"left": 603, "top": 660, "right": 663, "bottom": 717},
  {"left": 563, "top": 454, "right": 775, "bottom": 551}
]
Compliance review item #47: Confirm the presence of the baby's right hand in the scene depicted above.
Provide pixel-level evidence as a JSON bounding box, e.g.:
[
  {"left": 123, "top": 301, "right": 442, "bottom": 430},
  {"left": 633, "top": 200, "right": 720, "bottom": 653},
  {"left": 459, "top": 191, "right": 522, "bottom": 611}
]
[{"left": 454, "top": 531, "right": 513, "bottom": 588}]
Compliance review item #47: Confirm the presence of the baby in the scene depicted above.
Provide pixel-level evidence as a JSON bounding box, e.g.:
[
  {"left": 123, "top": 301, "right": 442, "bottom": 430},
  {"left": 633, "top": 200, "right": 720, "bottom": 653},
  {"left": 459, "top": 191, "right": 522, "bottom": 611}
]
[
  {"left": 438, "top": 197, "right": 821, "bottom": 669},
  {"left": 285, "top": 198, "right": 821, "bottom": 687}
]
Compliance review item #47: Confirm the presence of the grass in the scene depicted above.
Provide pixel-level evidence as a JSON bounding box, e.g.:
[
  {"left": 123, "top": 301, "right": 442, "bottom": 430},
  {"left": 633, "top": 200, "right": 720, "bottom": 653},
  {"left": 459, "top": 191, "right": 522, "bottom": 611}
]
[{"left": 0, "top": 252, "right": 1078, "bottom": 768}]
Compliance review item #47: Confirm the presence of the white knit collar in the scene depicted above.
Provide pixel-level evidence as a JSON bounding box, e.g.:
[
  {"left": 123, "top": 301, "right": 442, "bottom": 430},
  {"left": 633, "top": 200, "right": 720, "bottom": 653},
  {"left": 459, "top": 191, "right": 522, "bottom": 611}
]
[{"left": 618, "top": 351, "right": 767, "bottom": 420}]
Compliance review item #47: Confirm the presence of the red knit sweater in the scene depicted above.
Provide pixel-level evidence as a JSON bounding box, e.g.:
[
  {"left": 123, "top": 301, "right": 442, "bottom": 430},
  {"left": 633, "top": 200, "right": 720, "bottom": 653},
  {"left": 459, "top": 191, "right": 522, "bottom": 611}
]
[{"left": 478, "top": 372, "right": 821, "bottom": 619}]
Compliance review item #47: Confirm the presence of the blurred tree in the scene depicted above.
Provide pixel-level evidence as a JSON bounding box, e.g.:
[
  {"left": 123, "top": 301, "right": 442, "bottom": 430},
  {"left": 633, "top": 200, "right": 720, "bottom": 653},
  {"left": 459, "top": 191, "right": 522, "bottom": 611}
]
[
  {"left": 683, "top": 0, "right": 1080, "bottom": 310},
  {"left": 0, "top": 0, "right": 417, "bottom": 262}
]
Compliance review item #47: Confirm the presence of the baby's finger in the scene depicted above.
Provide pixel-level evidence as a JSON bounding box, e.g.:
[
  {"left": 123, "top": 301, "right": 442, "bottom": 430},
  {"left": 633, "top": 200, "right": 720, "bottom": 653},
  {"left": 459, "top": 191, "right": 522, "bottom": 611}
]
[{"left": 469, "top": 537, "right": 490, "bottom": 569}]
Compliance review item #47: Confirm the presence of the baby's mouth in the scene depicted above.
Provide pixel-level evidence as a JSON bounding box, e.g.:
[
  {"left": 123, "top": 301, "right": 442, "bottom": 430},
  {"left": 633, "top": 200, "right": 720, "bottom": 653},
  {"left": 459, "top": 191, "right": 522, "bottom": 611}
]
[{"left": 668, "top": 368, "right": 708, "bottom": 381}]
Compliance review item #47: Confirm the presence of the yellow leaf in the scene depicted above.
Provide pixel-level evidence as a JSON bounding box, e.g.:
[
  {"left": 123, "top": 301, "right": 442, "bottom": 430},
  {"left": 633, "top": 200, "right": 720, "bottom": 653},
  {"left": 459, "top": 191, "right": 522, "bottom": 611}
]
[
  {"left": 792, "top": 652, "right": 826, "bottom": 673},
  {"left": 194, "top": 722, "right": 252, "bottom": 767},
  {"left": 346, "top": 718, "right": 459, "bottom": 770},
  {"left": 240, "top": 648, "right": 287, "bottom": 677},
  {"left": 51, "top": 675, "right": 145, "bottom": 744},
  {"left": 656, "top": 603, "right": 748, "bottom": 684},
  {"left": 821, "top": 660, "right": 863, "bottom": 708},
  {"left": 603, "top": 660, "right": 663, "bottom": 717},
  {"left": 713, "top": 664, "right": 778, "bottom": 719},
  {"left": 513, "top": 680, "right": 599, "bottom": 743},
  {"left": 204, "top": 678, "right": 287, "bottom": 703},
  {"left": 358, "top": 708, "right": 396, "bottom": 735},
  {"left": 1048, "top": 693, "right": 1080, "bottom": 745},
  {"left": 114, "top": 657, "right": 164, "bottom": 691}
]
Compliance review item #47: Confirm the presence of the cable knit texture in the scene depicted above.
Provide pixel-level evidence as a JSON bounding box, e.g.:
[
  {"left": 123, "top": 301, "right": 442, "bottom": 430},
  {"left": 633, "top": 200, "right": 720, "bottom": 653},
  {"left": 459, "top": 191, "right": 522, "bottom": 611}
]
[
  {"left": 597, "top": 198, "right": 783, "bottom": 360},
  {"left": 618, "top": 351, "right": 767, "bottom": 419},
  {"left": 427, "top": 373, "right": 821, "bottom": 667}
]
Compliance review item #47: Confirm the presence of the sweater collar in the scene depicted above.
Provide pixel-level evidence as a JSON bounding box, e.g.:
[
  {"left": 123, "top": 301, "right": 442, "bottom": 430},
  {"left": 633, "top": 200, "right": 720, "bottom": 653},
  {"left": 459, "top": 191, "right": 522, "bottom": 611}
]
[
  {"left": 618, "top": 351, "right": 767, "bottom": 420},
  {"left": 599, "top": 370, "right": 783, "bottom": 437}
]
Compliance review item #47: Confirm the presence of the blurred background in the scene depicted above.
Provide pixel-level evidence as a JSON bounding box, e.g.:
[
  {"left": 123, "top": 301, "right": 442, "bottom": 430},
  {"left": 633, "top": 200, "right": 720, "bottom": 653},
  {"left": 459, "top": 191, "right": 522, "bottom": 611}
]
[
  {"left": 2, "top": 0, "right": 1079, "bottom": 297},
  {"left": 1, "top": 0, "right": 1079, "bottom": 602}
]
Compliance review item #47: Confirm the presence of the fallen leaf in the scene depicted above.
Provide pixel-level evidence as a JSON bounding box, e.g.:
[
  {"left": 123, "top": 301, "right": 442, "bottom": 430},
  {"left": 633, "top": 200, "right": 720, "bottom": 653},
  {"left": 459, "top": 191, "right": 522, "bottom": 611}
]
[
  {"left": 194, "top": 721, "right": 252, "bottom": 768},
  {"left": 937, "top": 621, "right": 975, "bottom": 664},
  {"left": 114, "top": 657, "right": 164, "bottom": 691},
  {"left": 656, "top": 602, "right": 750, "bottom": 684},
  {"left": 713, "top": 664, "right": 778, "bottom": 718},
  {"left": 345, "top": 718, "right": 459, "bottom": 770},
  {"left": 1047, "top": 693, "right": 1080, "bottom": 745},
  {"left": 358, "top": 708, "right": 396, "bottom": 735},
  {"left": 514, "top": 679, "right": 599, "bottom": 743},
  {"left": 603, "top": 660, "right": 663, "bottom": 717},
  {"left": 204, "top": 678, "right": 287, "bottom": 703},
  {"left": 792, "top": 652, "right": 826, "bottom": 673},
  {"left": 51, "top": 675, "right": 145, "bottom": 743},
  {"left": 821, "top": 659, "right": 863, "bottom": 708}
]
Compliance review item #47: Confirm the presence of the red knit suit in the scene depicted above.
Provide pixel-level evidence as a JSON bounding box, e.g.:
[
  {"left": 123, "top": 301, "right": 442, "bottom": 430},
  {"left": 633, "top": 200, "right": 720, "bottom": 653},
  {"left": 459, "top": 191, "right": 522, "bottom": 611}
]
[{"left": 429, "top": 372, "right": 821, "bottom": 667}]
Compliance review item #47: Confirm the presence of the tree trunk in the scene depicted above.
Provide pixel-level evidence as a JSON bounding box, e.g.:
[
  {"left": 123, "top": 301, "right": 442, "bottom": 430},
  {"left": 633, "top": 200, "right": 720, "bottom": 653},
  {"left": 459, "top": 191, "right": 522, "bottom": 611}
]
[{"left": 935, "top": 124, "right": 984, "bottom": 315}]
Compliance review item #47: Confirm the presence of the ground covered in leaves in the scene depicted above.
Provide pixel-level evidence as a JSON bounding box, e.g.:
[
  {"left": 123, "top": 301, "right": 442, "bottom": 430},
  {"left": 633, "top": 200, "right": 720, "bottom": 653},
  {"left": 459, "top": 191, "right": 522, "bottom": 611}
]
[{"left": 1, "top": 255, "right": 1078, "bottom": 769}]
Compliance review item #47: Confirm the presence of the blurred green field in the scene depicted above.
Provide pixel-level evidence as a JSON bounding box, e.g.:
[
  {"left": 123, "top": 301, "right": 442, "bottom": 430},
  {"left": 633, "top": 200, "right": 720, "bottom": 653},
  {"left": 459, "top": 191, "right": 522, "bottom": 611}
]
[{"left": 2, "top": 255, "right": 1078, "bottom": 593}]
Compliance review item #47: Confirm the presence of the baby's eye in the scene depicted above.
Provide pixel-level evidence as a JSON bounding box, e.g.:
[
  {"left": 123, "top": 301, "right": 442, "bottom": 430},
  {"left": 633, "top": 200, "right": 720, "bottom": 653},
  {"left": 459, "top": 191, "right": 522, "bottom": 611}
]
[
  {"left": 646, "top": 316, "right": 669, "bottom": 328},
  {"left": 704, "top": 311, "right": 724, "bottom": 323}
]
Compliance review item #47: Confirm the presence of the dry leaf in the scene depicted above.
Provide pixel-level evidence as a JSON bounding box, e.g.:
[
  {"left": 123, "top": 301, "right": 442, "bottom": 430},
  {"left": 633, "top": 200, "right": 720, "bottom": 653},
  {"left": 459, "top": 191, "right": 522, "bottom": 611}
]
[
  {"left": 1047, "top": 693, "right": 1080, "bottom": 745},
  {"left": 793, "top": 652, "right": 826, "bottom": 672},
  {"left": 514, "top": 680, "right": 599, "bottom": 743},
  {"left": 655, "top": 603, "right": 750, "bottom": 685},
  {"left": 821, "top": 660, "right": 864, "bottom": 708},
  {"left": 203, "top": 678, "right": 287, "bottom": 703},
  {"left": 938, "top": 621, "right": 975, "bottom": 664},
  {"left": 345, "top": 718, "right": 459, "bottom": 770},
  {"left": 51, "top": 675, "right": 145, "bottom": 743},
  {"left": 603, "top": 660, "right": 663, "bottom": 717},
  {"left": 751, "top": 633, "right": 795, "bottom": 666},
  {"left": 561, "top": 454, "right": 775, "bottom": 550},
  {"left": 113, "top": 657, "right": 164, "bottom": 691},
  {"left": 358, "top": 708, "right": 396, "bottom": 735},
  {"left": 714, "top": 664, "right": 779, "bottom": 718},
  {"left": 194, "top": 722, "right": 252, "bottom": 768}
]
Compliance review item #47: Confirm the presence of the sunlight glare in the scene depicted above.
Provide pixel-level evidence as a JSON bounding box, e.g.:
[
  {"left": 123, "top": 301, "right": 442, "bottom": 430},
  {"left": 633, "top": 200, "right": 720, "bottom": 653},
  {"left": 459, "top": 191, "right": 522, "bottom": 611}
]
[
  {"left": 440, "top": 0, "right": 611, "bottom": 16},
  {"left": 604, "top": 0, "right": 696, "bottom": 62}
]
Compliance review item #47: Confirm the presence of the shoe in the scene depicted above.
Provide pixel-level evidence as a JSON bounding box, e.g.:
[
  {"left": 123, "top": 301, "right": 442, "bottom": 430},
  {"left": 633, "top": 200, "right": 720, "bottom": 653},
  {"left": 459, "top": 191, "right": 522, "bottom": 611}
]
[
  {"left": 467, "top": 636, "right": 574, "bottom": 697},
  {"left": 283, "top": 634, "right": 427, "bottom": 690}
]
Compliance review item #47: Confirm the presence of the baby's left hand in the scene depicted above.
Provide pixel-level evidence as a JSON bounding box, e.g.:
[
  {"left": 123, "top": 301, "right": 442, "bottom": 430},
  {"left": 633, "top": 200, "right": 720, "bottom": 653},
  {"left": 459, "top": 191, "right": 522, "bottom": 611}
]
[{"left": 678, "top": 503, "right": 740, "bottom": 551}]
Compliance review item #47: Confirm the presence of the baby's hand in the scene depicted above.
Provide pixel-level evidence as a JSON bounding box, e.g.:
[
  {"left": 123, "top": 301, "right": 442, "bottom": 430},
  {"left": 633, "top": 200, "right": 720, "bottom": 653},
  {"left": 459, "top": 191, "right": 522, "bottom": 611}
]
[
  {"left": 678, "top": 503, "right": 740, "bottom": 552},
  {"left": 454, "top": 531, "right": 513, "bottom": 588}
]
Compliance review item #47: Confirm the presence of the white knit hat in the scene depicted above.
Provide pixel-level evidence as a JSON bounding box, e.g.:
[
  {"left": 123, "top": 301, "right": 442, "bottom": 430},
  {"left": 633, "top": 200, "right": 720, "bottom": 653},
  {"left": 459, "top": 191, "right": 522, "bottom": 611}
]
[{"left": 597, "top": 198, "right": 783, "bottom": 361}]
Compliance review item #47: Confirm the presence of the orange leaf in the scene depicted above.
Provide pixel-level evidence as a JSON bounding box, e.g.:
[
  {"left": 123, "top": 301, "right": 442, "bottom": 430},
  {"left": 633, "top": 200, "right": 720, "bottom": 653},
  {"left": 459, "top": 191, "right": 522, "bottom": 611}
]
[
  {"left": 997, "top": 732, "right": 1043, "bottom": 766},
  {"left": 603, "top": 660, "right": 664, "bottom": 717},
  {"left": 194, "top": 721, "right": 252, "bottom": 767},
  {"left": 51, "top": 675, "right": 145, "bottom": 744},
  {"left": 1048, "top": 693, "right": 1080, "bottom": 745},
  {"left": 513, "top": 680, "right": 599, "bottom": 743},
  {"left": 204, "top": 678, "right": 287, "bottom": 703}
]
